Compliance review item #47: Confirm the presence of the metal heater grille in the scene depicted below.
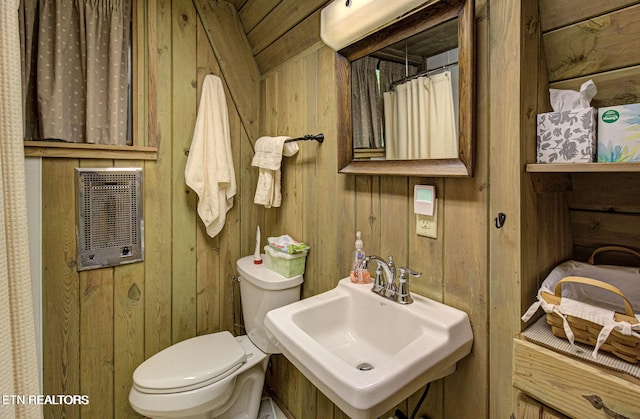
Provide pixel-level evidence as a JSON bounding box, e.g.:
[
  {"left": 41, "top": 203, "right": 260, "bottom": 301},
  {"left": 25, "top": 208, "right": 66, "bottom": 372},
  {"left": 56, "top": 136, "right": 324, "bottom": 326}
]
[{"left": 76, "top": 168, "right": 143, "bottom": 271}]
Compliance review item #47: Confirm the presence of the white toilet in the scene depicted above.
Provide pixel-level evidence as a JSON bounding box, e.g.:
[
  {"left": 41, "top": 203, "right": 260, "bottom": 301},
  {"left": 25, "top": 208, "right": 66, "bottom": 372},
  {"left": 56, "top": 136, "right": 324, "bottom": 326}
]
[{"left": 129, "top": 255, "right": 303, "bottom": 418}]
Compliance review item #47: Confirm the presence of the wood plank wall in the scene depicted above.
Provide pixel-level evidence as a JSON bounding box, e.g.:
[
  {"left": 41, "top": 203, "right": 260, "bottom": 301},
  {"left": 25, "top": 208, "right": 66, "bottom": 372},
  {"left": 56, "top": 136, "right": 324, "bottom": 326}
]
[
  {"left": 257, "top": 2, "right": 490, "bottom": 418},
  {"left": 538, "top": 0, "right": 640, "bottom": 263},
  {"left": 39, "top": 0, "right": 492, "bottom": 417},
  {"left": 39, "top": 1, "right": 640, "bottom": 418},
  {"left": 41, "top": 1, "right": 259, "bottom": 417}
]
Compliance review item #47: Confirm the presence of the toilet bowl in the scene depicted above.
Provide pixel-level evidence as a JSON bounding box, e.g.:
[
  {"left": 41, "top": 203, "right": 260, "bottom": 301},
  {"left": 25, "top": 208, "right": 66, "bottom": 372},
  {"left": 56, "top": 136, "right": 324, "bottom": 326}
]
[{"left": 129, "top": 255, "right": 303, "bottom": 418}]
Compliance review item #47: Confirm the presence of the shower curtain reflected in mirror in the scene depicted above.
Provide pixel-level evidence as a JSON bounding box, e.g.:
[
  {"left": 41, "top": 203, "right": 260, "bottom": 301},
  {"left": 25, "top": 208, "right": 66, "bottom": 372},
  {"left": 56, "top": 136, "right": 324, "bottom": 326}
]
[{"left": 384, "top": 71, "right": 457, "bottom": 160}]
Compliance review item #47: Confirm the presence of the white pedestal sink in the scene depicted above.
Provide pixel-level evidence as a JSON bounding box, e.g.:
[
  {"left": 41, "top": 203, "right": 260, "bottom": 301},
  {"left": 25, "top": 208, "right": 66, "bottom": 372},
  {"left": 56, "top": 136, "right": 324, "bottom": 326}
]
[{"left": 264, "top": 278, "right": 473, "bottom": 419}]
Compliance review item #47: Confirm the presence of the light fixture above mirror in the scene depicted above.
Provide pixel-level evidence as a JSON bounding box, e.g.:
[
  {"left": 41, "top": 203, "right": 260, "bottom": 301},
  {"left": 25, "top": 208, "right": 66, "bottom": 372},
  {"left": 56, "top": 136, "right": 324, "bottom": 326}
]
[{"left": 320, "top": 0, "right": 441, "bottom": 51}]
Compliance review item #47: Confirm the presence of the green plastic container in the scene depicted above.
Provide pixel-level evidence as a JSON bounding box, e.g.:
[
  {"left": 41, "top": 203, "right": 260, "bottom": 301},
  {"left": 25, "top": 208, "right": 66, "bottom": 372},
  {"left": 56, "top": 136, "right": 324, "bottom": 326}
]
[{"left": 264, "top": 245, "right": 307, "bottom": 278}]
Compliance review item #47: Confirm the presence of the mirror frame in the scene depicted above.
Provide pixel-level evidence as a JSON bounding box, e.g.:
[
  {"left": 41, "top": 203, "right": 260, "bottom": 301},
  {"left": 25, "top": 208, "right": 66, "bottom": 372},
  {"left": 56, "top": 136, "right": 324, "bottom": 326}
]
[{"left": 336, "top": 0, "right": 475, "bottom": 177}]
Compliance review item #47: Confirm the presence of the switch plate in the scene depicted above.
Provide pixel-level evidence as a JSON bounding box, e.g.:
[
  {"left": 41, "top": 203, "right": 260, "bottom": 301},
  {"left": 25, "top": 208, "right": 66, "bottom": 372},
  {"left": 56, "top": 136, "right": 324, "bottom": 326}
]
[{"left": 416, "top": 201, "right": 437, "bottom": 238}]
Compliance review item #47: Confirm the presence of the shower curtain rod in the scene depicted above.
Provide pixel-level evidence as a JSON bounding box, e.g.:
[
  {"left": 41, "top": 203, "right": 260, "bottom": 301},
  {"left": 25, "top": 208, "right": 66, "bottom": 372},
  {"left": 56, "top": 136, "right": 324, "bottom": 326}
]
[
  {"left": 284, "top": 133, "right": 325, "bottom": 144},
  {"left": 390, "top": 61, "right": 459, "bottom": 91}
]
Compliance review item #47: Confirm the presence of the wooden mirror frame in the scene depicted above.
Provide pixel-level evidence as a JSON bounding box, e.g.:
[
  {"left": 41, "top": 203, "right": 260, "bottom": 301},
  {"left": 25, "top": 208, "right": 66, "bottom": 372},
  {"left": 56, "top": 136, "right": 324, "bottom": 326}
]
[{"left": 336, "top": 0, "right": 475, "bottom": 177}]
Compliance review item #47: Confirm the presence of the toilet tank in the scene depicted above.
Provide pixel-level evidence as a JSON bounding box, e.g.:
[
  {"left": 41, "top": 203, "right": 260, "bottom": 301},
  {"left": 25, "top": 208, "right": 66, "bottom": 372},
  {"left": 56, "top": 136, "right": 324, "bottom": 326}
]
[{"left": 236, "top": 255, "right": 303, "bottom": 354}]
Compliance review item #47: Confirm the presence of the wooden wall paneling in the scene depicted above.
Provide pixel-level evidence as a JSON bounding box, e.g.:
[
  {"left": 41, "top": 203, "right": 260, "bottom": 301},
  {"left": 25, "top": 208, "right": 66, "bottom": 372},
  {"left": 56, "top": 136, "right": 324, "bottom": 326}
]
[
  {"left": 77, "top": 158, "right": 115, "bottom": 418},
  {"left": 569, "top": 173, "right": 640, "bottom": 213},
  {"left": 255, "top": 11, "right": 323, "bottom": 74},
  {"left": 260, "top": 69, "right": 289, "bottom": 410},
  {"left": 487, "top": 0, "right": 521, "bottom": 416},
  {"left": 246, "top": 0, "right": 328, "bottom": 56},
  {"left": 377, "top": 176, "right": 410, "bottom": 419},
  {"left": 407, "top": 176, "right": 445, "bottom": 419},
  {"left": 354, "top": 175, "right": 381, "bottom": 264},
  {"left": 278, "top": 58, "right": 304, "bottom": 242},
  {"left": 443, "top": 183, "right": 488, "bottom": 417},
  {"left": 215, "top": 12, "right": 246, "bottom": 335},
  {"left": 317, "top": 45, "right": 355, "bottom": 418},
  {"left": 194, "top": 22, "right": 222, "bottom": 336},
  {"left": 259, "top": 71, "right": 279, "bottom": 240},
  {"left": 113, "top": 256, "right": 145, "bottom": 417},
  {"left": 543, "top": 4, "right": 640, "bottom": 82},
  {"left": 517, "top": 392, "right": 543, "bottom": 419},
  {"left": 79, "top": 266, "right": 114, "bottom": 418},
  {"left": 144, "top": 0, "right": 173, "bottom": 359},
  {"left": 531, "top": 0, "right": 574, "bottom": 322},
  {"left": 538, "top": 0, "right": 638, "bottom": 32},
  {"left": 300, "top": 49, "right": 321, "bottom": 300},
  {"left": 171, "top": 0, "right": 198, "bottom": 345},
  {"left": 542, "top": 406, "right": 570, "bottom": 419},
  {"left": 147, "top": 0, "right": 159, "bottom": 148},
  {"left": 570, "top": 210, "right": 640, "bottom": 250},
  {"left": 227, "top": 0, "right": 248, "bottom": 11},
  {"left": 443, "top": 4, "right": 488, "bottom": 417},
  {"left": 379, "top": 177, "right": 410, "bottom": 264},
  {"left": 193, "top": 0, "right": 261, "bottom": 141},
  {"left": 42, "top": 158, "right": 81, "bottom": 419},
  {"left": 549, "top": 66, "right": 640, "bottom": 107},
  {"left": 238, "top": 0, "right": 282, "bottom": 33},
  {"left": 134, "top": 0, "right": 148, "bottom": 146}
]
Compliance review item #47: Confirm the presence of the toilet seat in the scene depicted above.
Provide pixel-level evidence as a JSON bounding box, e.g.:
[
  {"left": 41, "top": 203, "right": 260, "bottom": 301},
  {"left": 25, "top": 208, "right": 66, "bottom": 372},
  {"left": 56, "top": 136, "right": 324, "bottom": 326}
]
[{"left": 132, "top": 331, "right": 247, "bottom": 394}]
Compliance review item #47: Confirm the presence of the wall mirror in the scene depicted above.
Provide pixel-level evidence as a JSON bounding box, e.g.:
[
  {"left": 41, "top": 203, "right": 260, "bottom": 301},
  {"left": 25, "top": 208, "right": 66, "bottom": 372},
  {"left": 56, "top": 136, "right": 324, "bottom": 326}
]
[{"left": 336, "top": 0, "right": 475, "bottom": 177}]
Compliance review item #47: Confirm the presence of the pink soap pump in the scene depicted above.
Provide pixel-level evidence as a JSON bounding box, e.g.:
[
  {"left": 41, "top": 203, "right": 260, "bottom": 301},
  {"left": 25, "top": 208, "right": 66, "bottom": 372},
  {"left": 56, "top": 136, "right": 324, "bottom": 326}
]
[{"left": 349, "top": 231, "right": 370, "bottom": 284}]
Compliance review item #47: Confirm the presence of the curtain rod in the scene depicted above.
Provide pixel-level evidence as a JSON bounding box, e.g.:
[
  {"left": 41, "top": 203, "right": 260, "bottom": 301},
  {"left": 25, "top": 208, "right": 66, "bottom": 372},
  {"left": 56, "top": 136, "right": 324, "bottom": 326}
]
[
  {"left": 390, "top": 61, "right": 459, "bottom": 91},
  {"left": 284, "top": 133, "right": 324, "bottom": 144}
]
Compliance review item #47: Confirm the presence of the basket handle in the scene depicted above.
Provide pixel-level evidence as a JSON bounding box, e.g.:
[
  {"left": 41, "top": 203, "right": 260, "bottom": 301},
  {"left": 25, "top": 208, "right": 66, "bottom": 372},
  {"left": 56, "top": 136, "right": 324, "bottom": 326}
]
[
  {"left": 553, "top": 276, "right": 636, "bottom": 317},
  {"left": 588, "top": 246, "right": 640, "bottom": 265}
]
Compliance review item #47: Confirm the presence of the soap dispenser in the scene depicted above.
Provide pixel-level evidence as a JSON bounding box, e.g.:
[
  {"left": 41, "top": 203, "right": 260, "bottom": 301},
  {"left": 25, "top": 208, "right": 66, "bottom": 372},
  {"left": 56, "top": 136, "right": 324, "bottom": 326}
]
[{"left": 350, "top": 231, "right": 371, "bottom": 284}]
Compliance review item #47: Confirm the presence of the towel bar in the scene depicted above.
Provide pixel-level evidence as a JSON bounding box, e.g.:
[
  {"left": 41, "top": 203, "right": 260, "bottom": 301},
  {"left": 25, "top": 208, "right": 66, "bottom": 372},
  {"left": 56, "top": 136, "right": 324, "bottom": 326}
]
[{"left": 285, "top": 133, "right": 324, "bottom": 144}]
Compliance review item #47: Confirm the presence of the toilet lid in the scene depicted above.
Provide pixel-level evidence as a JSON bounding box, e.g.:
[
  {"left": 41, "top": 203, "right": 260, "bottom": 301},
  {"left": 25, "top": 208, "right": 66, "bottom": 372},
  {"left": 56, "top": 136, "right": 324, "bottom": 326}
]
[{"left": 133, "top": 331, "right": 247, "bottom": 393}]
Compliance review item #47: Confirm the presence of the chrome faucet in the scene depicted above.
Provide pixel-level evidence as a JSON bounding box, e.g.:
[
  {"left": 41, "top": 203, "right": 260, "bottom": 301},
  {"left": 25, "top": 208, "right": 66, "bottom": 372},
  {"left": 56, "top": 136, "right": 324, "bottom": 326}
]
[{"left": 360, "top": 255, "right": 421, "bottom": 304}]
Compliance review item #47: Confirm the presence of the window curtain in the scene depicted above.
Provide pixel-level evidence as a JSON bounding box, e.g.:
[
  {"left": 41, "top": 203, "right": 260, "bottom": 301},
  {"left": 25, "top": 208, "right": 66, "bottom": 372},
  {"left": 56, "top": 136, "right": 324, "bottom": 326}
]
[
  {"left": 383, "top": 71, "right": 457, "bottom": 160},
  {"left": 1, "top": 1, "right": 43, "bottom": 417},
  {"left": 21, "top": 0, "right": 131, "bottom": 145},
  {"left": 351, "top": 56, "right": 380, "bottom": 149}
]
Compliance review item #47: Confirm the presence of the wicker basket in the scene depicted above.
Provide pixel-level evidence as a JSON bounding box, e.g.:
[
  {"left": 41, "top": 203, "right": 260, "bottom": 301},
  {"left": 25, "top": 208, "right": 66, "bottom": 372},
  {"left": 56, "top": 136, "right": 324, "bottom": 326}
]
[
  {"left": 540, "top": 246, "right": 640, "bottom": 363},
  {"left": 541, "top": 276, "right": 640, "bottom": 363}
]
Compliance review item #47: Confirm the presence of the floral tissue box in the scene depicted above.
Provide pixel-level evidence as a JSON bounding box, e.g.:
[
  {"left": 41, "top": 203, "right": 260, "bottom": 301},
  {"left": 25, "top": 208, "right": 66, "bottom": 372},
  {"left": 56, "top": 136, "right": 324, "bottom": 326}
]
[
  {"left": 536, "top": 107, "right": 597, "bottom": 163},
  {"left": 597, "top": 103, "right": 640, "bottom": 162}
]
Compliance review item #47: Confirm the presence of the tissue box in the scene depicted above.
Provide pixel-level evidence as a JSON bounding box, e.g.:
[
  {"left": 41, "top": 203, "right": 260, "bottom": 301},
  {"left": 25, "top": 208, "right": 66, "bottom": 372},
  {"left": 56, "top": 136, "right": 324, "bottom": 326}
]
[
  {"left": 597, "top": 103, "right": 640, "bottom": 162},
  {"left": 264, "top": 245, "right": 307, "bottom": 278},
  {"left": 536, "top": 107, "right": 597, "bottom": 163}
]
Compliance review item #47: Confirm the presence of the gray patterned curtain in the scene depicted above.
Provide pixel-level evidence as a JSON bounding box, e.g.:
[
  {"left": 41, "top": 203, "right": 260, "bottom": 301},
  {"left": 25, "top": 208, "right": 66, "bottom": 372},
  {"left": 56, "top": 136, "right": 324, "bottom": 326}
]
[
  {"left": 351, "top": 56, "right": 380, "bottom": 149},
  {"left": 21, "top": 0, "right": 131, "bottom": 145}
]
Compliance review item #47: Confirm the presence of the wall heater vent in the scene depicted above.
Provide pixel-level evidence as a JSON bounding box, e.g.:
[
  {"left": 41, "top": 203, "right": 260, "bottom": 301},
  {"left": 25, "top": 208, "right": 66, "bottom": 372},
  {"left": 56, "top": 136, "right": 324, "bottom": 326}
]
[{"left": 76, "top": 168, "right": 143, "bottom": 271}]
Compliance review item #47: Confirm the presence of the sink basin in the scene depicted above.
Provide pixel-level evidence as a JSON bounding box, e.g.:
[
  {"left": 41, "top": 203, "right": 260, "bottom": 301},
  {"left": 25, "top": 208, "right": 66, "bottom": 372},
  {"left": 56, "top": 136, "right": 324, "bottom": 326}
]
[{"left": 264, "top": 278, "right": 473, "bottom": 419}]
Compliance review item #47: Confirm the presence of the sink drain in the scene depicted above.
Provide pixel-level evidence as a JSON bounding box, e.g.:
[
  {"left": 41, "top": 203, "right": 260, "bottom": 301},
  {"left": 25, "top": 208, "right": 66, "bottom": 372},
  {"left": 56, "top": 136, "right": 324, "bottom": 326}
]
[{"left": 356, "top": 362, "right": 374, "bottom": 371}]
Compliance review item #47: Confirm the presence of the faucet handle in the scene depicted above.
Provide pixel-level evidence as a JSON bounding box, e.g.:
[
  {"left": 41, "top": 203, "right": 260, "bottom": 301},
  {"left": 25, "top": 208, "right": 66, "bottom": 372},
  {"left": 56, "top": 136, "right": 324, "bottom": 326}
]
[
  {"left": 372, "top": 264, "right": 386, "bottom": 293},
  {"left": 387, "top": 256, "right": 395, "bottom": 274},
  {"left": 396, "top": 267, "right": 422, "bottom": 304}
]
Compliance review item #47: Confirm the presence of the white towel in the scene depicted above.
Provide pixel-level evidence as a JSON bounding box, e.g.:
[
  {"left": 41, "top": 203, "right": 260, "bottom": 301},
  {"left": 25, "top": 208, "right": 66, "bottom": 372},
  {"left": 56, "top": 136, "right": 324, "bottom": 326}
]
[
  {"left": 251, "top": 136, "right": 298, "bottom": 208},
  {"left": 185, "top": 74, "right": 237, "bottom": 238}
]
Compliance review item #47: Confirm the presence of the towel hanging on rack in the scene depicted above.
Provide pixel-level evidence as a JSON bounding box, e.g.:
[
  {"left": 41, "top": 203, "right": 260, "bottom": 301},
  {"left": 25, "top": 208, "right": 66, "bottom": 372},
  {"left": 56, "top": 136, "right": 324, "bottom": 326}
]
[
  {"left": 252, "top": 136, "right": 299, "bottom": 208},
  {"left": 185, "top": 74, "right": 237, "bottom": 238}
]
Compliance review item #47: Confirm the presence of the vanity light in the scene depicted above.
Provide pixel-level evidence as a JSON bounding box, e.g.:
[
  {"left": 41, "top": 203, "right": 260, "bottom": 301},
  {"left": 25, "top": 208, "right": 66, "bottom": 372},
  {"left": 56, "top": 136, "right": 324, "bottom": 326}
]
[{"left": 320, "top": 0, "right": 439, "bottom": 50}]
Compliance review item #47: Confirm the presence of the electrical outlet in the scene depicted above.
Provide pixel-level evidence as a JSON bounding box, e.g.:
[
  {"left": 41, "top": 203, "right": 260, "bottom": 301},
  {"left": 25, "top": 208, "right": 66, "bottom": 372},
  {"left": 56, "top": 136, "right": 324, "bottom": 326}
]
[{"left": 416, "top": 203, "right": 437, "bottom": 238}]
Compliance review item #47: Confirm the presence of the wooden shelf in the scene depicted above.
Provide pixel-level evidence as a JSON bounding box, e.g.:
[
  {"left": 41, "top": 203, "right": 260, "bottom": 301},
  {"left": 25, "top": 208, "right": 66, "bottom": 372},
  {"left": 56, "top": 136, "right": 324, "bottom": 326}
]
[
  {"left": 526, "top": 162, "right": 640, "bottom": 173},
  {"left": 24, "top": 141, "right": 158, "bottom": 160}
]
